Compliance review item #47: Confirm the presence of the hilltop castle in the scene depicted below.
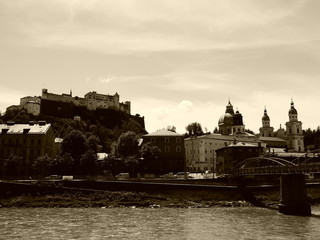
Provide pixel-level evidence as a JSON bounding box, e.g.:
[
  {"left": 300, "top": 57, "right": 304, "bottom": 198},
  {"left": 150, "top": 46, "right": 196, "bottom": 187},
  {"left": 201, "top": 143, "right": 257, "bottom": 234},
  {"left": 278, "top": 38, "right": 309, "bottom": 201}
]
[{"left": 9, "top": 89, "right": 131, "bottom": 116}]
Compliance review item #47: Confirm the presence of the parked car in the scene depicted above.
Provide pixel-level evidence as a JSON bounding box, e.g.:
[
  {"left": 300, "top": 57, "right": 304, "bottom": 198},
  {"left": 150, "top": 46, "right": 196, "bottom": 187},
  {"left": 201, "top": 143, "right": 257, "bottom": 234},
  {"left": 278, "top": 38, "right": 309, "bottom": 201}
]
[
  {"left": 160, "top": 173, "right": 175, "bottom": 179},
  {"left": 216, "top": 173, "right": 229, "bottom": 179},
  {"left": 116, "top": 173, "right": 130, "bottom": 180},
  {"left": 45, "top": 175, "right": 61, "bottom": 180},
  {"left": 173, "top": 172, "right": 191, "bottom": 179}
]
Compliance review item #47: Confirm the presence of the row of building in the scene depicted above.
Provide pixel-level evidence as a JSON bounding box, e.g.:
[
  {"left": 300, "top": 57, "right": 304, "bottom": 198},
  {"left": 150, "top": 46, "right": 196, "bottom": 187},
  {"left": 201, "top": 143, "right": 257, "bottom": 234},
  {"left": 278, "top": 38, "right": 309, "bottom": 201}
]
[
  {"left": 142, "top": 99, "right": 305, "bottom": 174},
  {"left": 7, "top": 88, "right": 131, "bottom": 116},
  {"left": 0, "top": 99, "right": 305, "bottom": 176}
]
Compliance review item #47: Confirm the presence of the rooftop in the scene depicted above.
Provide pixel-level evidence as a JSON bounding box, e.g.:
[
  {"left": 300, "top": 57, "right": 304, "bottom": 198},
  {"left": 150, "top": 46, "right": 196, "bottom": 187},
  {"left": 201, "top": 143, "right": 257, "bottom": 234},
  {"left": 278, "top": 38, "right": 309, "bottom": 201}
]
[
  {"left": 259, "top": 136, "right": 287, "bottom": 142},
  {"left": 0, "top": 122, "right": 51, "bottom": 135},
  {"left": 185, "top": 133, "right": 259, "bottom": 142},
  {"left": 144, "top": 129, "right": 184, "bottom": 137}
]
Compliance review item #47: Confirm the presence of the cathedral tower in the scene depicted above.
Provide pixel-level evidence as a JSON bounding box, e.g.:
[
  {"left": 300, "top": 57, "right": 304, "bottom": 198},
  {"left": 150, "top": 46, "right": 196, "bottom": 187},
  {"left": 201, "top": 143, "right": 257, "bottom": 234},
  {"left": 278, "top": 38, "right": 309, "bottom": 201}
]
[
  {"left": 259, "top": 107, "right": 274, "bottom": 137},
  {"left": 218, "top": 100, "right": 245, "bottom": 135},
  {"left": 285, "top": 100, "right": 304, "bottom": 152}
]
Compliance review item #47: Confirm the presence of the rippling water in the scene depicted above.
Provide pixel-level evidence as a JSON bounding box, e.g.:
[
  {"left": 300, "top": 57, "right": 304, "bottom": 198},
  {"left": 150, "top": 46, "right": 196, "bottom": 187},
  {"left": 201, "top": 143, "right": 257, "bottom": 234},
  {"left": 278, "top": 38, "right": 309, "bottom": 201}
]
[{"left": 1, "top": 207, "right": 320, "bottom": 239}]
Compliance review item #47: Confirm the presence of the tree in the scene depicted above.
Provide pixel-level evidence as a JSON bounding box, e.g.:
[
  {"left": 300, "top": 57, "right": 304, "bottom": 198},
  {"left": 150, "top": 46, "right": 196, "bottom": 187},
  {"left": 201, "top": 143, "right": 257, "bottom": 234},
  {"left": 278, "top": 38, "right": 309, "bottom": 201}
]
[
  {"left": 80, "top": 149, "right": 97, "bottom": 175},
  {"left": 185, "top": 122, "right": 204, "bottom": 137},
  {"left": 61, "top": 130, "right": 88, "bottom": 173},
  {"left": 50, "top": 153, "right": 74, "bottom": 175},
  {"left": 213, "top": 127, "right": 219, "bottom": 134},
  {"left": 167, "top": 125, "right": 176, "bottom": 132},
  {"left": 61, "top": 130, "right": 88, "bottom": 159},
  {"left": 32, "top": 155, "right": 52, "bottom": 176},
  {"left": 3, "top": 155, "right": 22, "bottom": 177},
  {"left": 98, "top": 155, "right": 125, "bottom": 176},
  {"left": 140, "top": 142, "right": 161, "bottom": 173},
  {"left": 116, "top": 131, "right": 140, "bottom": 158},
  {"left": 124, "top": 155, "right": 139, "bottom": 177},
  {"left": 87, "top": 135, "right": 101, "bottom": 154},
  {"left": 140, "top": 143, "right": 161, "bottom": 161}
]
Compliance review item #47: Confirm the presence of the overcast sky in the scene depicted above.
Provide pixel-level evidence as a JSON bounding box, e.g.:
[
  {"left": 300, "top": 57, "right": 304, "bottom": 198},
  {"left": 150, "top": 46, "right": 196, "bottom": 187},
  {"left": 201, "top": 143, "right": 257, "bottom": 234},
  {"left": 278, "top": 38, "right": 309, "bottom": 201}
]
[{"left": 1, "top": 0, "right": 320, "bottom": 134}]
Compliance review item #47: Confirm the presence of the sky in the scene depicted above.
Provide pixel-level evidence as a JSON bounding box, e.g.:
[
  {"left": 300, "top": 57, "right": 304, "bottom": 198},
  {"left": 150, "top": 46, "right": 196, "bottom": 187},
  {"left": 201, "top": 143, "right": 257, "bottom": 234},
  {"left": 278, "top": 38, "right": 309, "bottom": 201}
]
[{"left": 1, "top": 0, "right": 320, "bottom": 134}]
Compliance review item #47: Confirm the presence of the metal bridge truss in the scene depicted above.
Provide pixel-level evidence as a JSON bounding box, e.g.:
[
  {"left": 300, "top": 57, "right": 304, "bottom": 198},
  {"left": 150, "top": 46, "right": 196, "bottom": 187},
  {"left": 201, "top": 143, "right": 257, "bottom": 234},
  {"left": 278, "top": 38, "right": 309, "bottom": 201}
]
[{"left": 231, "top": 149, "right": 320, "bottom": 176}]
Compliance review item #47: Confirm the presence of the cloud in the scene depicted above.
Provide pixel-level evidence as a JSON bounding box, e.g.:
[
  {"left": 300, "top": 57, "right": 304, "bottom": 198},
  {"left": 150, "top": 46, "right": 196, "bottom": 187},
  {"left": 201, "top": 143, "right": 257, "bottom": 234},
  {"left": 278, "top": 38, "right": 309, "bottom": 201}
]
[
  {"left": 0, "top": 0, "right": 316, "bottom": 54},
  {"left": 178, "top": 100, "right": 194, "bottom": 112},
  {"left": 99, "top": 76, "right": 114, "bottom": 83},
  {"left": 85, "top": 76, "right": 114, "bottom": 84}
]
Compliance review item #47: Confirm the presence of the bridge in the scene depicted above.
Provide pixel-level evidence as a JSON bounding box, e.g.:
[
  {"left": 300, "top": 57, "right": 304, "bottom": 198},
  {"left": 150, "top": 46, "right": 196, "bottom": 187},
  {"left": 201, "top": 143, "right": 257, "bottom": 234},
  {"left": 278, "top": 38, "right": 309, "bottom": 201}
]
[
  {"left": 231, "top": 150, "right": 320, "bottom": 176},
  {"left": 228, "top": 149, "right": 320, "bottom": 216}
]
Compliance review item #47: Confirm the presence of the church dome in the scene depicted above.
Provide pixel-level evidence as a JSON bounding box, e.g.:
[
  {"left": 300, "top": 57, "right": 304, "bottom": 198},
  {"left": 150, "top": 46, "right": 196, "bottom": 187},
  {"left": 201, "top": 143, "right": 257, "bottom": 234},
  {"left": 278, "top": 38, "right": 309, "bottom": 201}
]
[
  {"left": 262, "top": 108, "right": 270, "bottom": 121},
  {"left": 218, "top": 113, "right": 233, "bottom": 126},
  {"left": 289, "top": 100, "right": 297, "bottom": 115}
]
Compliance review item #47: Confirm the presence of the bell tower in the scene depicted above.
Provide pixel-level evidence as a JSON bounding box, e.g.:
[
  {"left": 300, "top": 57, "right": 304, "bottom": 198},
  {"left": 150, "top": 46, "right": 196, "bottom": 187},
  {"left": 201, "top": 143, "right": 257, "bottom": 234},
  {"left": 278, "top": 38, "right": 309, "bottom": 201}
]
[
  {"left": 285, "top": 100, "right": 304, "bottom": 152},
  {"left": 259, "top": 107, "right": 274, "bottom": 137}
]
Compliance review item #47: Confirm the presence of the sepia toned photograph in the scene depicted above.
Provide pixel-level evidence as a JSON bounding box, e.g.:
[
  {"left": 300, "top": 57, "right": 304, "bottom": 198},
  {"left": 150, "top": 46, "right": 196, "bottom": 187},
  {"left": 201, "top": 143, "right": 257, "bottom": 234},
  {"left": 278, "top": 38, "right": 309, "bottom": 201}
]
[{"left": 1, "top": 0, "right": 320, "bottom": 239}]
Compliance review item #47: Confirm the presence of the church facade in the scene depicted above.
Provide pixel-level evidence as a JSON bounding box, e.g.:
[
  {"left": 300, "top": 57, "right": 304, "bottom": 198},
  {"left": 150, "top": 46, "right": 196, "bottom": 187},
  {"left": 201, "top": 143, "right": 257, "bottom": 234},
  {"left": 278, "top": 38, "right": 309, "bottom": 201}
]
[
  {"left": 184, "top": 99, "right": 305, "bottom": 173},
  {"left": 259, "top": 100, "right": 304, "bottom": 152}
]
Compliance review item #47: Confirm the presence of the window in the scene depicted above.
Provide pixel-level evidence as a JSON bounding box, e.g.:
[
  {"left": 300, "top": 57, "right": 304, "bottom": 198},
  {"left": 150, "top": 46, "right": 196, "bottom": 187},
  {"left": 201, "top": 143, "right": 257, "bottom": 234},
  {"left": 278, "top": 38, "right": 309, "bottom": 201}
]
[
  {"left": 176, "top": 146, "right": 181, "bottom": 152},
  {"left": 165, "top": 146, "right": 170, "bottom": 152},
  {"left": 176, "top": 138, "right": 181, "bottom": 143},
  {"left": 151, "top": 138, "right": 155, "bottom": 143},
  {"left": 165, "top": 138, "right": 169, "bottom": 143}
]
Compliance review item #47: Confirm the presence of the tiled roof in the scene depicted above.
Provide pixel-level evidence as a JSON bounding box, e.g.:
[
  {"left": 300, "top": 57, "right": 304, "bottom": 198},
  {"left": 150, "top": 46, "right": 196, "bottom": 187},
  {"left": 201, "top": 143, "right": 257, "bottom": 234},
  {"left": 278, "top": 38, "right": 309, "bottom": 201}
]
[
  {"left": 144, "top": 129, "right": 184, "bottom": 137},
  {"left": 0, "top": 123, "right": 51, "bottom": 135}
]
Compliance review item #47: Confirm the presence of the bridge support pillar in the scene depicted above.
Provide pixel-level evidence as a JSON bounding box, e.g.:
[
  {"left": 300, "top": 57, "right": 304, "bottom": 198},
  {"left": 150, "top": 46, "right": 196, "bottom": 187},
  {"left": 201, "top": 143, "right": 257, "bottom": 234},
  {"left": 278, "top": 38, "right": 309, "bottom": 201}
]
[{"left": 279, "top": 174, "right": 311, "bottom": 216}]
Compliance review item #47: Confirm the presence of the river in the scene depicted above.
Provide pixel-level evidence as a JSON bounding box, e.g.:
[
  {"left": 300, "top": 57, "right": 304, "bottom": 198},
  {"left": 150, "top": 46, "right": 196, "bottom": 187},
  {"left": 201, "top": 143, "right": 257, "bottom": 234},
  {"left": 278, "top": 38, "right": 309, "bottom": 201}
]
[{"left": 1, "top": 207, "right": 320, "bottom": 239}]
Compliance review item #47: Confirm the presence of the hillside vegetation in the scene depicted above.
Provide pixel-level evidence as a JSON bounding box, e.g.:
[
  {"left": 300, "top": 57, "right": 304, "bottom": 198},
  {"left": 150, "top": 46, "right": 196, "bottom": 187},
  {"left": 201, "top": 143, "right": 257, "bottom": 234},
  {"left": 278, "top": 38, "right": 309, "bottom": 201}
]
[{"left": 1, "top": 106, "right": 146, "bottom": 153}]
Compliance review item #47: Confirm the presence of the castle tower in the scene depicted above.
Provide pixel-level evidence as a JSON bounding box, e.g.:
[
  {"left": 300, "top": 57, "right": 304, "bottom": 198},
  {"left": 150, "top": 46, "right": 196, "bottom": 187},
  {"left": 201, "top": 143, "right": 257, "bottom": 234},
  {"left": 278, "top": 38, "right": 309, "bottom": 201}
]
[
  {"left": 285, "top": 100, "right": 304, "bottom": 152},
  {"left": 259, "top": 107, "right": 274, "bottom": 137}
]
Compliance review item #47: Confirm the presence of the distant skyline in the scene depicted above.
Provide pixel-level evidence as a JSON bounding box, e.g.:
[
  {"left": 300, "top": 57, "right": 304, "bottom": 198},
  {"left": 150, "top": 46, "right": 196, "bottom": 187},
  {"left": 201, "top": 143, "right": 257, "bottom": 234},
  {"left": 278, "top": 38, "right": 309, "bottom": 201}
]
[{"left": 1, "top": 0, "right": 320, "bottom": 134}]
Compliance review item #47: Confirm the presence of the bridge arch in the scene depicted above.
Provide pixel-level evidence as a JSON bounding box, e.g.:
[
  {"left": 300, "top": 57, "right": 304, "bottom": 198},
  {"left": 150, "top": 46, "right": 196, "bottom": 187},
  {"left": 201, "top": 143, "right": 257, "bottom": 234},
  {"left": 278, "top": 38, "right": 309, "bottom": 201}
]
[{"left": 230, "top": 156, "right": 298, "bottom": 176}]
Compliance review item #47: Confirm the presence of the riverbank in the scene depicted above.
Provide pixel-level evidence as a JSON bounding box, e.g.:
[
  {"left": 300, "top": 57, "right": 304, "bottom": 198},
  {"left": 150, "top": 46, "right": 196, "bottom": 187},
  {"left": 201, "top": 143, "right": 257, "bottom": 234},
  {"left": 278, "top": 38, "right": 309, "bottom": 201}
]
[
  {"left": 1, "top": 180, "right": 320, "bottom": 208},
  {"left": 0, "top": 191, "right": 254, "bottom": 208}
]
